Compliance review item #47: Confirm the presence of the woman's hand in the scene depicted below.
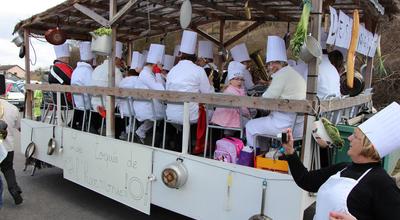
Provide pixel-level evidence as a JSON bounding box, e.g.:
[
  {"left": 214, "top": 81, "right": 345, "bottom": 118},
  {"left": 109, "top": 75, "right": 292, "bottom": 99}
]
[
  {"left": 329, "top": 211, "right": 357, "bottom": 220},
  {"left": 282, "top": 128, "right": 295, "bottom": 155}
]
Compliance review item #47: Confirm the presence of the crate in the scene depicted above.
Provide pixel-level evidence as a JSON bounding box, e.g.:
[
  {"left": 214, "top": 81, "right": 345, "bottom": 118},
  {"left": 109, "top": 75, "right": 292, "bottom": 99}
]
[{"left": 255, "top": 154, "right": 289, "bottom": 173}]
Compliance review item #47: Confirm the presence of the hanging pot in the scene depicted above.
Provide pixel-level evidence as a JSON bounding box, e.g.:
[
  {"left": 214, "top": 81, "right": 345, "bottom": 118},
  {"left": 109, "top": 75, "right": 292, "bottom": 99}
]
[
  {"left": 11, "top": 34, "right": 24, "bottom": 47},
  {"left": 19, "top": 46, "right": 25, "bottom": 59},
  {"left": 45, "top": 17, "right": 66, "bottom": 45},
  {"left": 299, "top": 36, "right": 322, "bottom": 63},
  {"left": 340, "top": 71, "right": 365, "bottom": 97},
  {"left": 161, "top": 158, "right": 188, "bottom": 189},
  {"left": 47, "top": 126, "right": 57, "bottom": 155},
  {"left": 89, "top": 32, "right": 112, "bottom": 55}
]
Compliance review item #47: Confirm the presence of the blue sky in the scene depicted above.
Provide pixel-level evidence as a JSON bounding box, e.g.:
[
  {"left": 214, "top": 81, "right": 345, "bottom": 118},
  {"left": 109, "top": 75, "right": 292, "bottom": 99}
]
[{"left": 0, "top": 0, "right": 64, "bottom": 70}]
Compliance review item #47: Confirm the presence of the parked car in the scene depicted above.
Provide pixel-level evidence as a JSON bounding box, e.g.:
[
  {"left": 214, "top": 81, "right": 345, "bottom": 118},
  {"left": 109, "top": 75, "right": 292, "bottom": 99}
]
[{"left": 5, "top": 80, "right": 25, "bottom": 111}]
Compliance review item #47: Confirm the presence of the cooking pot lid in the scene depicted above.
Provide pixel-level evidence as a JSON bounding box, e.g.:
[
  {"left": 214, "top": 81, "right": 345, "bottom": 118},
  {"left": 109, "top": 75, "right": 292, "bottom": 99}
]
[{"left": 180, "top": 0, "right": 192, "bottom": 29}]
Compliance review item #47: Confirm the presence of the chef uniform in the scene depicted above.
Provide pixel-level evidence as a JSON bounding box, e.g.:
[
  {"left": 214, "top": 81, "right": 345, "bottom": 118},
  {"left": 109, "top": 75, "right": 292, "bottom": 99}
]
[
  {"left": 49, "top": 42, "right": 73, "bottom": 105},
  {"left": 118, "top": 51, "right": 143, "bottom": 118},
  {"left": 245, "top": 36, "right": 306, "bottom": 147},
  {"left": 286, "top": 102, "right": 400, "bottom": 220},
  {"left": 70, "top": 41, "right": 94, "bottom": 129},
  {"left": 198, "top": 40, "right": 220, "bottom": 91},
  {"left": 90, "top": 41, "right": 123, "bottom": 112},
  {"left": 166, "top": 30, "right": 213, "bottom": 124},
  {"left": 229, "top": 43, "right": 254, "bottom": 91},
  {"left": 134, "top": 44, "right": 165, "bottom": 141}
]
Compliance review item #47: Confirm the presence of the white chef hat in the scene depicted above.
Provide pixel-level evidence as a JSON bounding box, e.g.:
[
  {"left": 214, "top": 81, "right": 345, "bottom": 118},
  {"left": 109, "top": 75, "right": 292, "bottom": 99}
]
[
  {"left": 54, "top": 42, "right": 70, "bottom": 58},
  {"left": 227, "top": 61, "right": 246, "bottom": 81},
  {"left": 79, "top": 41, "right": 94, "bottom": 61},
  {"left": 180, "top": 30, "right": 197, "bottom": 55},
  {"left": 198, "top": 40, "right": 213, "bottom": 59},
  {"left": 173, "top": 45, "right": 181, "bottom": 57},
  {"left": 147, "top": 44, "right": 165, "bottom": 64},
  {"left": 115, "top": 41, "right": 123, "bottom": 59},
  {"left": 230, "top": 43, "right": 251, "bottom": 63},
  {"left": 130, "top": 51, "right": 144, "bottom": 70},
  {"left": 359, "top": 102, "right": 400, "bottom": 158},
  {"left": 266, "top": 36, "right": 287, "bottom": 63},
  {"left": 163, "top": 54, "right": 175, "bottom": 71}
]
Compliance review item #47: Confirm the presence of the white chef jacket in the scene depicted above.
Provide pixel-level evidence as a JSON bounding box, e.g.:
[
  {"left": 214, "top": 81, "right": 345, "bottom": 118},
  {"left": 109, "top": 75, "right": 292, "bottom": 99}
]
[
  {"left": 293, "top": 55, "right": 341, "bottom": 99},
  {"left": 90, "top": 60, "right": 123, "bottom": 111},
  {"left": 117, "top": 76, "right": 138, "bottom": 117},
  {"left": 245, "top": 66, "right": 306, "bottom": 146},
  {"left": 133, "top": 66, "right": 165, "bottom": 121},
  {"left": 166, "top": 60, "right": 213, "bottom": 123},
  {"left": 0, "top": 99, "right": 20, "bottom": 152},
  {"left": 71, "top": 62, "right": 93, "bottom": 110},
  {"left": 317, "top": 55, "right": 341, "bottom": 99}
]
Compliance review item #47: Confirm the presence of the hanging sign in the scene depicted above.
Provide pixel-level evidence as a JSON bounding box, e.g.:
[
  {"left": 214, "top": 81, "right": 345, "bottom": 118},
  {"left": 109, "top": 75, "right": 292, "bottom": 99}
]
[
  {"left": 335, "top": 10, "right": 352, "bottom": 49},
  {"left": 327, "top": 6, "right": 339, "bottom": 45},
  {"left": 356, "top": 25, "right": 368, "bottom": 55},
  {"left": 368, "top": 34, "right": 379, "bottom": 57}
]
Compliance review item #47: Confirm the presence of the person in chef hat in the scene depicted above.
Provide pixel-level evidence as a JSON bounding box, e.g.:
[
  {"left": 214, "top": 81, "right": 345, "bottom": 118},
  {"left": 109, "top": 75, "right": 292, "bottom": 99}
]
[
  {"left": 116, "top": 51, "right": 143, "bottom": 140},
  {"left": 229, "top": 43, "right": 254, "bottom": 90},
  {"left": 165, "top": 30, "right": 214, "bottom": 153},
  {"left": 89, "top": 41, "right": 124, "bottom": 134},
  {"left": 49, "top": 42, "right": 74, "bottom": 105},
  {"left": 70, "top": 41, "right": 95, "bottom": 130},
  {"left": 133, "top": 44, "right": 165, "bottom": 144},
  {"left": 197, "top": 40, "right": 220, "bottom": 91},
  {"left": 211, "top": 61, "right": 250, "bottom": 131},
  {"left": 245, "top": 36, "right": 306, "bottom": 148},
  {"left": 283, "top": 102, "right": 400, "bottom": 220}
]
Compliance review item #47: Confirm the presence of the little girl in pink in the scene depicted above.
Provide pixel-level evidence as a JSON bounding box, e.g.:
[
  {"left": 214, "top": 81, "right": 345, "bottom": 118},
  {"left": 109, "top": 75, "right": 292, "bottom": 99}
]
[{"left": 211, "top": 61, "right": 250, "bottom": 128}]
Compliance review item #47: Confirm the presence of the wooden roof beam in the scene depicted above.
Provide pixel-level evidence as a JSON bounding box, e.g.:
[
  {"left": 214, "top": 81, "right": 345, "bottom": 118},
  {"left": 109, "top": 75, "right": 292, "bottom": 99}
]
[
  {"left": 73, "top": 3, "right": 110, "bottom": 27},
  {"left": 190, "top": 26, "right": 220, "bottom": 46},
  {"left": 190, "top": 0, "right": 246, "bottom": 19},
  {"left": 110, "top": 0, "right": 140, "bottom": 25},
  {"left": 223, "top": 21, "right": 264, "bottom": 47}
]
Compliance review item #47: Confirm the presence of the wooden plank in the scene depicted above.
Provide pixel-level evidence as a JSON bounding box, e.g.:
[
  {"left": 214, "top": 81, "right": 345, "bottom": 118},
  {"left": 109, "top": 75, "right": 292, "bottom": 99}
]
[
  {"left": 319, "top": 94, "right": 372, "bottom": 112},
  {"left": 223, "top": 21, "right": 264, "bottom": 47},
  {"left": 24, "top": 29, "right": 32, "bottom": 119},
  {"left": 73, "top": 3, "right": 110, "bottom": 27},
  {"left": 109, "top": 0, "right": 139, "bottom": 25},
  {"left": 106, "top": 0, "right": 117, "bottom": 138},
  {"left": 24, "top": 84, "right": 313, "bottom": 113},
  {"left": 302, "top": 0, "right": 323, "bottom": 159},
  {"left": 191, "top": 26, "right": 220, "bottom": 46}
]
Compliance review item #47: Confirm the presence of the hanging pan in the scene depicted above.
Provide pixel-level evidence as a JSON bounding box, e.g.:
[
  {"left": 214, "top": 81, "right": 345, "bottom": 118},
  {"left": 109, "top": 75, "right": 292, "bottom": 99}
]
[
  {"left": 45, "top": 16, "right": 66, "bottom": 45},
  {"left": 47, "top": 126, "right": 57, "bottom": 155},
  {"left": 25, "top": 128, "right": 36, "bottom": 160}
]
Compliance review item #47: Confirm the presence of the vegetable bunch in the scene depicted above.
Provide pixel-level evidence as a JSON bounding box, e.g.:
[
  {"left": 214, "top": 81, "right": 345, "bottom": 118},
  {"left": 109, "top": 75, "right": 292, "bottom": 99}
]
[
  {"left": 290, "top": 0, "right": 311, "bottom": 58},
  {"left": 376, "top": 36, "right": 388, "bottom": 76},
  {"left": 93, "top": 27, "right": 112, "bottom": 36},
  {"left": 321, "top": 117, "right": 344, "bottom": 148}
]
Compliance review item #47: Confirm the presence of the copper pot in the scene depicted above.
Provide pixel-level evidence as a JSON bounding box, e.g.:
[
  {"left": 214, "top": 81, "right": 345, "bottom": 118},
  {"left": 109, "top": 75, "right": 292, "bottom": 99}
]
[{"left": 45, "top": 17, "right": 66, "bottom": 45}]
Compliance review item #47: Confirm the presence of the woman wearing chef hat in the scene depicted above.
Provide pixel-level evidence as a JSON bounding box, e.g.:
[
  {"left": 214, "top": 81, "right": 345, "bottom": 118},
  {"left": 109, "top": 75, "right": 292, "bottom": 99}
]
[{"left": 282, "top": 102, "right": 400, "bottom": 220}]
